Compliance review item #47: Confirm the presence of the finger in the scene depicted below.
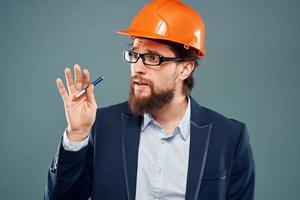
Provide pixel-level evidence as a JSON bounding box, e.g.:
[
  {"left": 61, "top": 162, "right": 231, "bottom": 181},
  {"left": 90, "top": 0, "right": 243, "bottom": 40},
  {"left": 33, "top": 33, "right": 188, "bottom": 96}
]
[
  {"left": 64, "top": 67, "right": 76, "bottom": 95},
  {"left": 56, "top": 78, "right": 68, "bottom": 101},
  {"left": 74, "top": 64, "right": 83, "bottom": 91},
  {"left": 83, "top": 69, "right": 91, "bottom": 87},
  {"left": 86, "top": 84, "right": 97, "bottom": 107}
]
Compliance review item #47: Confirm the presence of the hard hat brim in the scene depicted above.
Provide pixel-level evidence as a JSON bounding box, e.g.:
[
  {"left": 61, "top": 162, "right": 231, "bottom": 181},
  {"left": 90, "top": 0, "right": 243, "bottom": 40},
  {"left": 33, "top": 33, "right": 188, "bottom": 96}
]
[{"left": 117, "top": 29, "right": 171, "bottom": 42}]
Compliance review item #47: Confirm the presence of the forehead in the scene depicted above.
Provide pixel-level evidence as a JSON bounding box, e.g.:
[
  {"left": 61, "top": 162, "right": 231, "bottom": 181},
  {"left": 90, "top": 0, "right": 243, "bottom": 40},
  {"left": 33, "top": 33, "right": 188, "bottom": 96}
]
[{"left": 132, "top": 38, "right": 174, "bottom": 55}]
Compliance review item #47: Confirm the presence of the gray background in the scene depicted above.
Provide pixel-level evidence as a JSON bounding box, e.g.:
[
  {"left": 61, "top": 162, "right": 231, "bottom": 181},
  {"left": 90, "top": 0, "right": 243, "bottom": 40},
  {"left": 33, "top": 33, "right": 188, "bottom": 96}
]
[{"left": 1, "top": 0, "right": 299, "bottom": 199}]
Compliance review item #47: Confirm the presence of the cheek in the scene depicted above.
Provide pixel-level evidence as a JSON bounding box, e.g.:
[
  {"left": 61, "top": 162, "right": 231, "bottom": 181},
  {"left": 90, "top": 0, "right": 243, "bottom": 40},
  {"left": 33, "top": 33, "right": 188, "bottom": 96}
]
[
  {"left": 160, "top": 71, "right": 177, "bottom": 87},
  {"left": 153, "top": 77, "right": 173, "bottom": 91}
]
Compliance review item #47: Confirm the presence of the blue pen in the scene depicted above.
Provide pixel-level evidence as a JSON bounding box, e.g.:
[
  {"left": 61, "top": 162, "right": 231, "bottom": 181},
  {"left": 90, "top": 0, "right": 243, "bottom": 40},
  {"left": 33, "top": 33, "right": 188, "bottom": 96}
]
[{"left": 73, "top": 76, "right": 104, "bottom": 101}]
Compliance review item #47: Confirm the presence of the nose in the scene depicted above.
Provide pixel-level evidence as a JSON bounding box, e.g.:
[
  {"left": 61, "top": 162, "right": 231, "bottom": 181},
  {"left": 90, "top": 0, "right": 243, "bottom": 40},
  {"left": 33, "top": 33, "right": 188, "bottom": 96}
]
[{"left": 131, "top": 57, "right": 147, "bottom": 75}]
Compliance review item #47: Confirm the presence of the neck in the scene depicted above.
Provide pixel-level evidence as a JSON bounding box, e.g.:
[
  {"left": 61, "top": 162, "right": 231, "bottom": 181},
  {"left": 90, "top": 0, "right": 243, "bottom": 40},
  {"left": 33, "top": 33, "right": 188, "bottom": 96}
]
[{"left": 150, "top": 94, "right": 188, "bottom": 134}]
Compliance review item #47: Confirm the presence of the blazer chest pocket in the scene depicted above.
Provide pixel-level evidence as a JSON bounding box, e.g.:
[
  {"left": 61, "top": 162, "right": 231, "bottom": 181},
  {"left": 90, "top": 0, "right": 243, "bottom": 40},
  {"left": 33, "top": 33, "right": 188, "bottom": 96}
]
[{"left": 202, "top": 169, "right": 227, "bottom": 181}]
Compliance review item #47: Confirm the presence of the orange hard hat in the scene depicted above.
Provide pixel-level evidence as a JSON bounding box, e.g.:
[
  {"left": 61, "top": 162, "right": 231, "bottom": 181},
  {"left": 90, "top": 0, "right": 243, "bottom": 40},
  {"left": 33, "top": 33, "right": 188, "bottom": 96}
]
[{"left": 117, "top": 0, "right": 206, "bottom": 56}]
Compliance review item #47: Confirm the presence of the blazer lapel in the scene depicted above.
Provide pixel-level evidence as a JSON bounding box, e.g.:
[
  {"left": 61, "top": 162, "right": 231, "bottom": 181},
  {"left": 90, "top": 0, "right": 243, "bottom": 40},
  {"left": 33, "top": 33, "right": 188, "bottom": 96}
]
[
  {"left": 121, "top": 110, "right": 142, "bottom": 200},
  {"left": 185, "top": 98, "right": 213, "bottom": 200}
]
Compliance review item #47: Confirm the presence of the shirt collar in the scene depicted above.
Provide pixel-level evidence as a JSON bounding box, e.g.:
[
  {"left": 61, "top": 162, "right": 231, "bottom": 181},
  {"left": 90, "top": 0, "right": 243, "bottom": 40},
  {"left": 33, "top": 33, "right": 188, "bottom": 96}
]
[
  {"left": 141, "top": 112, "right": 153, "bottom": 132},
  {"left": 141, "top": 97, "right": 191, "bottom": 141},
  {"left": 177, "top": 97, "right": 191, "bottom": 141}
]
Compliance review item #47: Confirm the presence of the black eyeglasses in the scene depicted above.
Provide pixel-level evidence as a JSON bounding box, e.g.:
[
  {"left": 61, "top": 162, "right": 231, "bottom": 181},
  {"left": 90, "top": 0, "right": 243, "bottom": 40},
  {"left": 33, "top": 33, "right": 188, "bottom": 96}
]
[{"left": 123, "top": 50, "right": 183, "bottom": 67}]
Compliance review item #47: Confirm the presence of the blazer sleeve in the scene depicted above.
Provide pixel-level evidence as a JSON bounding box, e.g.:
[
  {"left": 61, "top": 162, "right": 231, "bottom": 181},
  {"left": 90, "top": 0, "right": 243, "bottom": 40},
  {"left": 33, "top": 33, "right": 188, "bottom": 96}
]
[
  {"left": 44, "top": 130, "right": 94, "bottom": 200},
  {"left": 226, "top": 124, "right": 255, "bottom": 200}
]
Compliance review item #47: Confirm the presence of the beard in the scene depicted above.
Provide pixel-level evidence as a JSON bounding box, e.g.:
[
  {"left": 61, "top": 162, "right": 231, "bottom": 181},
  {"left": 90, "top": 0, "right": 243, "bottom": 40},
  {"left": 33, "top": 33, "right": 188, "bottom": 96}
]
[{"left": 128, "top": 74, "right": 175, "bottom": 115}]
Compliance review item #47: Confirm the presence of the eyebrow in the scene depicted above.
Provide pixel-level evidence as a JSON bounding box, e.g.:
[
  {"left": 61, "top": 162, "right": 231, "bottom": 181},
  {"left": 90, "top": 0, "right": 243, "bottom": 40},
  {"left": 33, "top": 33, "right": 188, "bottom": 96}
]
[
  {"left": 131, "top": 46, "right": 137, "bottom": 51},
  {"left": 131, "top": 46, "right": 162, "bottom": 56}
]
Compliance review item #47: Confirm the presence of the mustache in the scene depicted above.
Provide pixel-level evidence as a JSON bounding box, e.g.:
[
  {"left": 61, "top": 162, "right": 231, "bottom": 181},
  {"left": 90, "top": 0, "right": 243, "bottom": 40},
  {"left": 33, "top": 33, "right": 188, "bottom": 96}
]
[{"left": 130, "top": 75, "right": 152, "bottom": 85}]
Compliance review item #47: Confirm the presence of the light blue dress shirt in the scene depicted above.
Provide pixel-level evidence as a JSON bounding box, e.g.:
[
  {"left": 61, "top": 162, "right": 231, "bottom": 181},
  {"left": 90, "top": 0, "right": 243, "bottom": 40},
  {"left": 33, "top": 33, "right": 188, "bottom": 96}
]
[{"left": 135, "top": 99, "right": 191, "bottom": 200}]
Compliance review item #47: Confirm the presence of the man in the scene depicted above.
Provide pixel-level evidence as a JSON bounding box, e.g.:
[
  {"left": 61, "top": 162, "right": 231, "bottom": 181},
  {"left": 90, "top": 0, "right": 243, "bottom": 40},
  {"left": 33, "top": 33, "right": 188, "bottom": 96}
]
[{"left": 45, "top": 0, "right": 255, "bottom": 199}]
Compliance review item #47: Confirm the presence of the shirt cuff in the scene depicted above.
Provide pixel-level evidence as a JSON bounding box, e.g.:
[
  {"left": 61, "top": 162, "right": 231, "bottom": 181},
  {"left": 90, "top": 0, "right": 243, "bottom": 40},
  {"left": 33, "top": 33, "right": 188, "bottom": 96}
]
[{"left": 62, "top": 130, "right": 89, "bottom": 152}]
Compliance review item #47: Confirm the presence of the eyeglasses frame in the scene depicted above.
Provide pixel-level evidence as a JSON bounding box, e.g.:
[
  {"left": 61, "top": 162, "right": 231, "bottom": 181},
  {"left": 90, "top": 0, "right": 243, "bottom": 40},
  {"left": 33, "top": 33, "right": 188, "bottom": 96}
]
[{"left": 123, "top": 50, "right": 183, "bottom": 66}]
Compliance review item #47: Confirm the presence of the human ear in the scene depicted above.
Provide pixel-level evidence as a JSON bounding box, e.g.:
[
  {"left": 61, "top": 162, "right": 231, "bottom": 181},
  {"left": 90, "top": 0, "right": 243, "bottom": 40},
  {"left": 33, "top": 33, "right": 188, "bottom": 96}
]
[{"left": 177, "top": 61, "right": 195, "bottom": 80}]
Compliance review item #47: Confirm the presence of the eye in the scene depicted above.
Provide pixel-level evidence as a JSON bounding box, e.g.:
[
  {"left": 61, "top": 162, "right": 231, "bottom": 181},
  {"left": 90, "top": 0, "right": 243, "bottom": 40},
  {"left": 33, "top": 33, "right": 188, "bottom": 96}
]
[
  {"left": 144, "top": 54, "right": 160, "bottom": 64},
  {"left": 129, "top": 52, "right": 138, "bottom": 60}
]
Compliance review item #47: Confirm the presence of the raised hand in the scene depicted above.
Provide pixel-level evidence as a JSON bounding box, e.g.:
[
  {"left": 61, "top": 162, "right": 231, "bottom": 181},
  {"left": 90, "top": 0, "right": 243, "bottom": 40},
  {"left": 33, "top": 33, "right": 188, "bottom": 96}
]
[{"left": 56, "top": 64, "right": 97, "bottom": 141}]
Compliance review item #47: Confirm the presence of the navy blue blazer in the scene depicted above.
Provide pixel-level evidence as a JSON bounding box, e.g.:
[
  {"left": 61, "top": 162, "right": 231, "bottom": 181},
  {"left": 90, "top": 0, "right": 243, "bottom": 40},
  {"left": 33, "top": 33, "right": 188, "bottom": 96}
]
[{"left": 45, "top": 97, "right": 255, "bottom": 200}]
